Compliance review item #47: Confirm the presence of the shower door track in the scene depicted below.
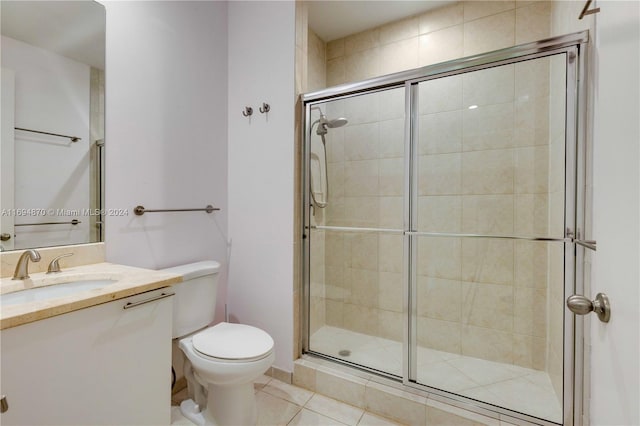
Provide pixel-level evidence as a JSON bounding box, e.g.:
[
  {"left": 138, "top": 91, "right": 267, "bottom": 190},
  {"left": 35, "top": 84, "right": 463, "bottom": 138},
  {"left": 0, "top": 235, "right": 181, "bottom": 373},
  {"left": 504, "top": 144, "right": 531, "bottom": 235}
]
[{"left": 301, "top": 31, "right": 590, "bottom": 426}]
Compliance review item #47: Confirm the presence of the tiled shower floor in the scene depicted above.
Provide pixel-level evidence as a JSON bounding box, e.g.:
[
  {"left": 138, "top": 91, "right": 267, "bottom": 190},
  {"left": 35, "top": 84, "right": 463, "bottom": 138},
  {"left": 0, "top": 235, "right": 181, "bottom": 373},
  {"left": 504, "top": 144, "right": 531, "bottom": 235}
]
[{"left": 310, "top": 326, "right": 562, "bottom": 423}]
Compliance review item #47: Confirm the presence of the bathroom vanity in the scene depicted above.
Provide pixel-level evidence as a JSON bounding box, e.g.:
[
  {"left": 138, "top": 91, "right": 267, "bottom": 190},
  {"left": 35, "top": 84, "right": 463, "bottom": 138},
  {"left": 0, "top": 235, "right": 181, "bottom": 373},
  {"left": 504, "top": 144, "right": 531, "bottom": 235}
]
[{"left": 0, "top": 259, "right": 180, "bottom": 425}]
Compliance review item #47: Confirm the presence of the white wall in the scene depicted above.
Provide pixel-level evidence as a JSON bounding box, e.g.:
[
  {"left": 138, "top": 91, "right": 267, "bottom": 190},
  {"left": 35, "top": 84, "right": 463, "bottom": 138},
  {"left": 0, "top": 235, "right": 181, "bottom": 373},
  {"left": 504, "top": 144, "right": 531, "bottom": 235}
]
[
  {"left": 227, "top": 1, "right": 296, "bottom": 372},
  {"left": 103, "top": 1, "right": 229, "bottom": 327},
  {"left": 590, "top": 1, "right": 640, "bottom": 424},
  {"left": 2, "top": 36, "right": 91, "bottom": 249}
]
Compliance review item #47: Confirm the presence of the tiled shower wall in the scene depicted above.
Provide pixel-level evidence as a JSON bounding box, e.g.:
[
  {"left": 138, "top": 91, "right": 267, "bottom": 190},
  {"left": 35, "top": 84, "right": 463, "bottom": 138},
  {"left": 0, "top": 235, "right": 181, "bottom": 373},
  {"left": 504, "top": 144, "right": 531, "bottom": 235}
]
[
  {"left": 309, "top": 1, "right": 570, "bottom": 373},
  {"left": 325, "top": 1, "right": 552, "bottom": 87}
]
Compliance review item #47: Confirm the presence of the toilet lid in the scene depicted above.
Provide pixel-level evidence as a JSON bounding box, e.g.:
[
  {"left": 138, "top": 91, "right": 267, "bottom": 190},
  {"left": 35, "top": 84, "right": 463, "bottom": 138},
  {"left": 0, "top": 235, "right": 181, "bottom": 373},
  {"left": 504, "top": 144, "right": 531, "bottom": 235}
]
[{"left": 192, "top": 322, "right": 274, "bottom": 361}]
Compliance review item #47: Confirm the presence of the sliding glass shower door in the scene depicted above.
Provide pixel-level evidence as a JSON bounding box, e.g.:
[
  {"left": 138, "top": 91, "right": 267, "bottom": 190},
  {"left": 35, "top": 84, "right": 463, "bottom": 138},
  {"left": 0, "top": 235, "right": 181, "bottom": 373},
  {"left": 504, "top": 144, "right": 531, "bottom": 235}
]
[
  {"left": 304, "top": 34, "right": 585, "bottom": 426},
  {"left": 307, "top": 86, "right": 407, "bottom": 376},
  {"left": 410, "top": 54, "right": 568, "bottom": 423}
]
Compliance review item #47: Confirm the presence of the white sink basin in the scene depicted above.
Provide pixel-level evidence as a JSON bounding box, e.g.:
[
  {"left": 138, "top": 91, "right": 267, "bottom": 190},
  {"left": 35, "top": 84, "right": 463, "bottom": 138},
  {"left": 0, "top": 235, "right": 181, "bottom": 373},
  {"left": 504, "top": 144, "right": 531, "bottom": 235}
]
[{"left": 1, "top": 279, "right": 118, "bottom": 306}]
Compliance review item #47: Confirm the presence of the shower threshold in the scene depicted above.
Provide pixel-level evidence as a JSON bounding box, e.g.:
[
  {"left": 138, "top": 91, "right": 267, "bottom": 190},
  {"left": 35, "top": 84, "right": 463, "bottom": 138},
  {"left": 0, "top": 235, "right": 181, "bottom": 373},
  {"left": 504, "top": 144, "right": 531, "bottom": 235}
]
[{"left": 310, "top": 326, "right": 562, "bottom": 423}]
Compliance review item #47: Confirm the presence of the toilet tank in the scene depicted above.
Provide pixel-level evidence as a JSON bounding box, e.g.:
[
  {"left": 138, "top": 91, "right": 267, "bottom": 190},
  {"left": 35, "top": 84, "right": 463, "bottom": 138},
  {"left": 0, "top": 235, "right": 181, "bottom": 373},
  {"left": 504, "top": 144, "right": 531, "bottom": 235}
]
[{"left": 161, "top": 261, "right": 221, "bottom": 339}]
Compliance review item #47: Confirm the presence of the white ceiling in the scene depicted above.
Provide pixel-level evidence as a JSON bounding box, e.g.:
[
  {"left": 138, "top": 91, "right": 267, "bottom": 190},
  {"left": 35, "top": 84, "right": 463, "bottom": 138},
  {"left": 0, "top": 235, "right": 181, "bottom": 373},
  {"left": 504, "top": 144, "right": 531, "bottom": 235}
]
[
  {"left": 308, "top": 0, "right": 457, "bottom": 42},
  {"left": 1, "top": 1, "right": 105, "bottom": 70}
]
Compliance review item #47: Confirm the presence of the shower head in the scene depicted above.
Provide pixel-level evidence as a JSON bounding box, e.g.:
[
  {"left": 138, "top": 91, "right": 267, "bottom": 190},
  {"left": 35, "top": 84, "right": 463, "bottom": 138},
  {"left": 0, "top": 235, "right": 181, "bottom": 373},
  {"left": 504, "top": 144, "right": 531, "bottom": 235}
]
[
  {"left": 326, "top": 117, "right": 348, "bottom": 128},
  {"left": 316, "top": 114, "right": 348, "bottom": 136}
]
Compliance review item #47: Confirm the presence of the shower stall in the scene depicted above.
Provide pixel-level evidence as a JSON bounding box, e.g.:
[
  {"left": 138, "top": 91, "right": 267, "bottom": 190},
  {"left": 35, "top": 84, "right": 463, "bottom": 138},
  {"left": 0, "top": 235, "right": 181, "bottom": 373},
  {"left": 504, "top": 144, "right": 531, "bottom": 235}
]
[{"left": 302, "top": 32, "right": 590, "bottom": 426}]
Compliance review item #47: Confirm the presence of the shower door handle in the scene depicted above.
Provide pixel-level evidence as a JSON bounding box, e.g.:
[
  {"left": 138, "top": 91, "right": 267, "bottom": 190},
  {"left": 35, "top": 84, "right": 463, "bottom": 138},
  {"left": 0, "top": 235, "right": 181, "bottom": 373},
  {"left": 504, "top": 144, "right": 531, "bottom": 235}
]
[{"left": 567, "top": 293, "right": 611, "bottom": 323}]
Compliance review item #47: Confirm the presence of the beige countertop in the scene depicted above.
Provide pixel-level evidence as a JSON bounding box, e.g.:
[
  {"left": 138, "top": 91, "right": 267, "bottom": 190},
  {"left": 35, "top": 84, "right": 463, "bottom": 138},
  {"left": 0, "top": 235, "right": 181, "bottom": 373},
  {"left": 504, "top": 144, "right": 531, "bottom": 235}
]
[{"left": 0, "top": 262, "right": 182, "bottom": 330}]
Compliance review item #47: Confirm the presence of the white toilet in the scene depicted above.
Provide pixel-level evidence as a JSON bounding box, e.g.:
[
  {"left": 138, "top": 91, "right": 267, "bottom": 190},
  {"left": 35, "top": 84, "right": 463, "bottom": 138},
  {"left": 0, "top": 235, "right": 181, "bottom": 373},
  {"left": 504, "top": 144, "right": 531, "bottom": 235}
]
[{"left": 163, "top": 261, "right": 275, "bottom": 426}]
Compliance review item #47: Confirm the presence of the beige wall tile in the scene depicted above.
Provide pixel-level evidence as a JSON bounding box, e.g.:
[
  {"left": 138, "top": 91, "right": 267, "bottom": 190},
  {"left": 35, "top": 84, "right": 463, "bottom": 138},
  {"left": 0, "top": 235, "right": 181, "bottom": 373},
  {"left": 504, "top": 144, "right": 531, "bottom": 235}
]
[
  {"left": 418, "top": 25, "right": 464, "bottom": 67},
  {"left": 325, "top": 299, "right": 344, "bottom": 327},
  {"left": 514, "top": 145, "right": 549, "bottom": 193},
  {"left": 325, "top": 127, "right": 345, "bottom": 163},
  {"left": 378, "top": 310, "right": 404, "bottom": 341},
  {"left": 345, "top": 48, "right": 381, "bottom": 83},
  {"left": 417, "top": 317, "right": 461, "bottom": 353},
  {"left": 380, "top": 37, "right": 419, "bottom": 75},
  {"left": 513, "top": 334, "right": 546, "bottom": 370},
  {"left": 461, "top": 325, "right": 513, "bottom": 363},
  {"left": 325, "top": 265, "right": 347, "bottom": 301},
  {"left": 349, "top": 268, "right": 379, "bottom": 308},
  {"left": 514, "top": 96, "right": 550, "bottom": 147},
  {"left": 514, "top": 287, "right": 547, "bottom": 337},
  {"left": 378, "top": 234, "right": 403, "bottom": 273},
  {"left": 462, "top": 149, "right": 515, "bottom": 195},
  {"left": 463, "top": 103, "right": 515, "bottom": 151},
  {"left": 326, "top": 57, "right": 346, "bottom": 86},
  {"left": 365, "top": 381, "right": 427, "bottom": 425},
  {"left": 345, "top": 123, "right": 380, "bottom": 161},
  {"left": 379, "top": 271, "right": 403, "bottom": 313},
  {"left": 379, "top": 196, "right": 403, "bottom": 229},
  {"left": 344, "top": 92, "right": 380, "bottom": 125},
  {"left": 515, "top": 56, "right": 550, "bottom": 99},
  {"left": 420, "top": 110, "right": 463, "bottom": 155},
  {"left": 418, "top": 153, "right": 462, "bottom": 195},
  {"left": 462, "top": 239, "right": 514, "bottom": 284},
  {"left": 514, "top": 240, "right": 549, "bottom": 288},
  {"left": 344, "top": 197, "right": 379, "bottom": 227},
  {"left": 345, "top": 160, "right": 379, "bottom": 197},
  {"left": 327, "top": 38, "right": 345, "bottom": 60},
  {"left": 326, "top": 197, "right": 346, "bottom": 226},
  {"left": 464, "top": 10, "right": 516, "bottom": 56},
  {"left": 380, "top": 15, "right": 420, "bottom": 44},
  {"left": 462, "top": 195, "right": 514, "bottom": 235},
  {"left": 417, "top": 195, "right": 462, "bottom": 232},
  {"left": 417, "top": 276, "right": 462, "bottom": 322},
  {"left": 515, "top": 1, "right": 551, "bottom": 44},
  {"left": 343, "top": 303, "right": 378, "bottom": 335},
  {"left": 461, "top": 282, "right": 514, "bottom": 331},
  {"left": 419, "top": 3, "right": 464, "bottom": 34},
  {"left": 515, "top": 194, "right": 549, "bottom": 236},
  {"left": 310, "top": 296, "right": 326, "bottom": 334},
  {"left": 345, "top": 29, "right": 380, "bottom": 55},
  {"left": 378, "top": 88, "right": 405, "bottom": 121},
  {"left": 315, "top": 367, "right": 368, "bottom": 408},
  {"left": 379, "top": 158, "right": 404, "bottom": 196},
  {"left": 326, "top": 233, "right": 347, "bottom": 268},
  {"left": 379, "top": 119, "right": 405, "bottom": 158},
  {"left": 308, "top": 29, "right": 326, "bottom": 92},
  {"left": 463, "top": 64, "right": 515, "bottom": 107},
  {"left": 293, "top": 361, "right": 317, "bottom": 392},
  {"left": 419, "top": 74, "right": 463, "bottom": 114},
  {"left": 463, "top": 1, "right": 515, "bottom": 22},
  {"left": 548, "top": 191, "right": 565, "bottom": 238},
  {"left": 351, "top": 233, "right": 379, "bottom": 271},
  {"left": 417, "top": 237, "right": 462, "bottom": 280}
]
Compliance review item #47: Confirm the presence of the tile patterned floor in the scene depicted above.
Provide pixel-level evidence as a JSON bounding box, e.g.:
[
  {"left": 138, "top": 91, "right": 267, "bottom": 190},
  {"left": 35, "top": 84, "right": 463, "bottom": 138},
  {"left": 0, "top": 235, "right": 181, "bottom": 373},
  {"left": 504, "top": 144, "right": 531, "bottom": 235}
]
[
  {"left": 310, "top": 326, "right": 562, "bottom": 423},
  {"left": 171, "top": 374, "right": 402, "bottom": 426}
]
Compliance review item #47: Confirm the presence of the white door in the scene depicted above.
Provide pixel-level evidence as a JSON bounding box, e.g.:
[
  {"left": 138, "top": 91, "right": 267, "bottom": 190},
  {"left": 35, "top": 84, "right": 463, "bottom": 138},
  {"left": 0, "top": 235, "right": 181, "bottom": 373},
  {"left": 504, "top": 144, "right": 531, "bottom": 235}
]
[
  {"left": 0, "top": 68, "right": 16, "bottom": 251},
  {"left": 589, "top": 2, "right": 640, "bottom": 425}
]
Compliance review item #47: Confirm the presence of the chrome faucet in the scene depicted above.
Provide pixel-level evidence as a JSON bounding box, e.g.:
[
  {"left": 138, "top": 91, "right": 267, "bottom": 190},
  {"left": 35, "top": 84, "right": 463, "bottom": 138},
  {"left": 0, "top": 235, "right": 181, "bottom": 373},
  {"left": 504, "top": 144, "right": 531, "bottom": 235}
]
[
  {"left": 47, "top": 253, "right": 73, "bottom": 274},
  {"left": 12, "top": 249, "right": 41, "bottom": 280}
]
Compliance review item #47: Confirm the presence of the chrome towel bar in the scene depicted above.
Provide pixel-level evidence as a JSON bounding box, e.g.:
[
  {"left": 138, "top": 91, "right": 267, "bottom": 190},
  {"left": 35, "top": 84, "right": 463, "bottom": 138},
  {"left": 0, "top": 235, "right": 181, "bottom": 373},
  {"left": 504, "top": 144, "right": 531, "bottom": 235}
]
[
  {"left": 134, "top": 205, "right": 220, "bottom": 216},
  {"left": 15, "top": 127, "right": 81, "bottom": 142},
  {"left": 15, "top": 219, "right": 81, "bottom": 226}
]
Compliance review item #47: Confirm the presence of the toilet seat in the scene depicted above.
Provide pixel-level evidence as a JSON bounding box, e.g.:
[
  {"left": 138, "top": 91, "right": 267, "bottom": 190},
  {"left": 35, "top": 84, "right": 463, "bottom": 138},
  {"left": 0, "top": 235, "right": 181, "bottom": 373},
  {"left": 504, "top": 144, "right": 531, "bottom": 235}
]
[{"left": 192, "top": 322, "right": 274, "bottom": 362}]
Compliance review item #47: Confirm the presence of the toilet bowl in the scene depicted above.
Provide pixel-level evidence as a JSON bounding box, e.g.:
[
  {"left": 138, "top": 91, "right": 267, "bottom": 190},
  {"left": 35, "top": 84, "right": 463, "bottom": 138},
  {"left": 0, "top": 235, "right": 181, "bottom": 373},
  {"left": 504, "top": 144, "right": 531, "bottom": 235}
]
[{"left": 162, "top": 262, "right": 275, "bottom": 426}]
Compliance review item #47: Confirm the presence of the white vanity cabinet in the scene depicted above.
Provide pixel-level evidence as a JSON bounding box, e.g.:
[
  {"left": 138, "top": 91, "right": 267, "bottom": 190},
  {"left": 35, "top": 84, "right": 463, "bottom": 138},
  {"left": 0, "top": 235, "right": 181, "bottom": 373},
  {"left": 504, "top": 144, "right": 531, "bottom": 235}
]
[{"left": 0, "top": 288, "right": 173, "bottom": 425}]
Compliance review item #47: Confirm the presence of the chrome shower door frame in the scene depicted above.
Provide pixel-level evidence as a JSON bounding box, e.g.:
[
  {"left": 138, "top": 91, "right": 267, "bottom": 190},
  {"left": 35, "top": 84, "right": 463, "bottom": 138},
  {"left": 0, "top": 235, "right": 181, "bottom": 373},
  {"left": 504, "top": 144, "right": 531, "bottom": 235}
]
[{"left": 301, "top": 31, "right": 590, "bottom": 426}]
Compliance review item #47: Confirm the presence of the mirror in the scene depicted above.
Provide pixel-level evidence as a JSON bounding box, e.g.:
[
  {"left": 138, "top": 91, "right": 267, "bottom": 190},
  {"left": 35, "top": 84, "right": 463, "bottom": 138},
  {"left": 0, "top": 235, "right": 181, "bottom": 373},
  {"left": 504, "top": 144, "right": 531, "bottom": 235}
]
[{"left": 0, "top": 0, "right": 105, "bottom": 251}]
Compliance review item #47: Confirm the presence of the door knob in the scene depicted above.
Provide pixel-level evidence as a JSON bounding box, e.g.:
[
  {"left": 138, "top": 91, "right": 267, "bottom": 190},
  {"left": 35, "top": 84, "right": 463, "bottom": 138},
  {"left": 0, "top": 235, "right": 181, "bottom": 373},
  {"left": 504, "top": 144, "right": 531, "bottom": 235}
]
[
  {"left": 567, "top": 293, "right": 611, "bottom": 323},
  {"left": 0, "top": 233, "right": 11, "bottom": 241}
]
